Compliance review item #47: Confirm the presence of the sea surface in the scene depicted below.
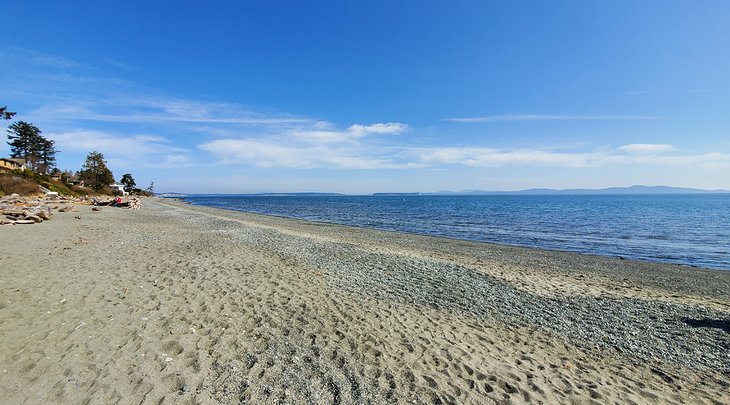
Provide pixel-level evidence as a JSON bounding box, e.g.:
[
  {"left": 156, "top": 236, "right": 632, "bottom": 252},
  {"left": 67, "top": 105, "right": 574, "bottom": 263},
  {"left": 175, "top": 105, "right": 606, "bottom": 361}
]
[{"left": 181, "top": 194, "right": 730, "bottom": 271}]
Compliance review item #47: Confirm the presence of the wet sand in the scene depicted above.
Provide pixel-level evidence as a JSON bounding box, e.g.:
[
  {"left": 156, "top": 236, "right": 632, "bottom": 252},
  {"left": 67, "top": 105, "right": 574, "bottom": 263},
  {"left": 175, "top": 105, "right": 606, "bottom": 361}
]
[{"left": 1, "top": 197, "right": 728, "bottom": 404}]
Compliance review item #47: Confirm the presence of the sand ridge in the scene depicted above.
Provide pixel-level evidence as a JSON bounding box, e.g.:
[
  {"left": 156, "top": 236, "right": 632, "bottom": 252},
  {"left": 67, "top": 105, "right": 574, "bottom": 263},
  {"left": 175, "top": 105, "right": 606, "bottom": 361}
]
[{"left": 1, "top": 198, "right": 728, "bottom": 404}]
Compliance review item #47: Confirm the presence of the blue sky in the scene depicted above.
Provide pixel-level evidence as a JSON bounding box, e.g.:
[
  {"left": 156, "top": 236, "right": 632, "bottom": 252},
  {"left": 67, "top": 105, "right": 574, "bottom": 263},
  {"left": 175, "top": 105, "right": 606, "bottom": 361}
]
[{"left": 1, "top": 1, "right": 729, "bottom": 193}]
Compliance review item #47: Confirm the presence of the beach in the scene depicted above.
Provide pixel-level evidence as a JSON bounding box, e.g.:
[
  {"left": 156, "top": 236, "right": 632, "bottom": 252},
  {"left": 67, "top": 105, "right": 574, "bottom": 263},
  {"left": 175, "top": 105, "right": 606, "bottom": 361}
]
[{"left": 1, "top": 197, "right": 728, "bottom": 404}]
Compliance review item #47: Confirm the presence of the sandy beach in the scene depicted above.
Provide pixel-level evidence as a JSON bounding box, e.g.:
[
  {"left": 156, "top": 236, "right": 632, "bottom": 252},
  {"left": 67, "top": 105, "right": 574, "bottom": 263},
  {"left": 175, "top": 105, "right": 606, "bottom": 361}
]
[{"left": 1, "top": 197, "right": 728, "bottom": 404}]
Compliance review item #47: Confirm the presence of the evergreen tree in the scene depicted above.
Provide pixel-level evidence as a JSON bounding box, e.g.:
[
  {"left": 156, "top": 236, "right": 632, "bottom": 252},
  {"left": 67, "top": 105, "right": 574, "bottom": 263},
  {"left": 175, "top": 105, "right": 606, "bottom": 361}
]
[
  {"left": 37, "top": 137, "right": 58, "bottom": 174},
  {"left": 1, "top": 106, "right": 15, "bottom": 120},
  {"left": 78, "top": 151, "right": 114, "bottom": 191},
  {"left": 6, "top": 121, "right": 57, "bottom": 174},
  {"left": 120, "top": 173, "right": 136, "bottom": 188}
]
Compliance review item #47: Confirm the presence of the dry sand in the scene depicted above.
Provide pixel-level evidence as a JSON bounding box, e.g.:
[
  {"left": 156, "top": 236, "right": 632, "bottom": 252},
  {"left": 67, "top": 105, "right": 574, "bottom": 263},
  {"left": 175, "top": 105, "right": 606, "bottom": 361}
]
[{"left": 1, "top": 197, "right": 728, "bottom": 404}]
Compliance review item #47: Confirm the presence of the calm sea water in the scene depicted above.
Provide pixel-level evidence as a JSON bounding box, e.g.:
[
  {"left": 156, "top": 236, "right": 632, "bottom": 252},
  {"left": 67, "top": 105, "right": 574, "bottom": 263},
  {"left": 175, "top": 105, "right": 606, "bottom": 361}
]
[{"left": 182, "top": 194, "right": 730, "bottom": 271}]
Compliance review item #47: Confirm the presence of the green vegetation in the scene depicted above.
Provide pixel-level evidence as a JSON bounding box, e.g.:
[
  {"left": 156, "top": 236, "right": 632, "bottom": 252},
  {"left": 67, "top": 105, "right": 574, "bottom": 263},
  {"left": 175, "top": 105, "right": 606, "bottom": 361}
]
[
  {"left": 0, "top": 169, "right": 85, "bottom": 197},
  {"left": 1, "top": 104, "right": 153, "bottom": 197},
  {"left": 1, "top": 106, "right": 15, "bottom": 121},
  {"left": 7, "top": 121, "right": 58, "bottom": 174},
  {"left": 121, "top": 173, "right": 136, "bottom": 188},
  {"left": 0, "top": 173, "right": 41, "bottom": 197},
  {"left": 77, "top": 151, "right": 115, "bottom": 192}
]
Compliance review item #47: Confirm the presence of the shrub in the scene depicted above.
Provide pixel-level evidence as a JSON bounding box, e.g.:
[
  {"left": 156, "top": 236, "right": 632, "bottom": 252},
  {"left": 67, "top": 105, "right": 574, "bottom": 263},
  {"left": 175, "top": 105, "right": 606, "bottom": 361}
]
[
  {"left": 0, "top": 174, "right": 42, "bottom": 196},
  {"left": 41, "top": 179, "right": 85, "bottom": 197}
]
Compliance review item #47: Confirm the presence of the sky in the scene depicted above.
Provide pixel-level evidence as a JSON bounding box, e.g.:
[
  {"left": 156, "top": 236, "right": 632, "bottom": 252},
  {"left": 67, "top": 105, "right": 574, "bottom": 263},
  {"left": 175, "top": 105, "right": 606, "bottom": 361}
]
[{"left": 1, "top": 1, "right": 729, "bottom": 194}]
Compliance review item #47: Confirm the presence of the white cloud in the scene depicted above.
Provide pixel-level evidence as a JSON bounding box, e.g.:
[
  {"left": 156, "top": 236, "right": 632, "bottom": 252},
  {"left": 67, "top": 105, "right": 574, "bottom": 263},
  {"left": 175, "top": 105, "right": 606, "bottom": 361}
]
[
  {"left": 30, "top": 97, "right": 315, "bottom": 127},
  {"left": 418, "top": 147, "right": 593, "bottom": 167},
  {"left": 443, "top": 114, "right": 661, "bottom": 123},
  {"left": 291, "top": 122, "right": 409, "bottom": 144},
  {"left": 198, "top": 138, "right": 419, "bottom": 169},
  {"left": 291, "top": 130, "right": 348, "bottom": 144},
  {"left": 51, "top": 130, "right": 177, "bottom": 154},
  {"left": 348, "top": 122, "right": 409, "bottom": 137},
  {"left": 618, "top": 143, "right": 675, "bottom": 154},
  {"left": 416, "top": 145, "right": 730, "bottom": 170},
  {"left": 628, "top": 152, "right": 730, "bottom": 169},
  {"left": 198, "top": 121, "right": 413, "bottom": 168},
  {"left": 49, "top": 130, "right": 193, "bottom": 168}
]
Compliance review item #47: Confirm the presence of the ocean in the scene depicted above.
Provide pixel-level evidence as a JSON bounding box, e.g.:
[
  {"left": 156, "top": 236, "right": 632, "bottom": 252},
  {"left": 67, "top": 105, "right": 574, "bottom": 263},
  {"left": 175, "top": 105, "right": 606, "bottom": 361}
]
[{"left": 180, "top": 194, "right": 730, "bottom": 271}]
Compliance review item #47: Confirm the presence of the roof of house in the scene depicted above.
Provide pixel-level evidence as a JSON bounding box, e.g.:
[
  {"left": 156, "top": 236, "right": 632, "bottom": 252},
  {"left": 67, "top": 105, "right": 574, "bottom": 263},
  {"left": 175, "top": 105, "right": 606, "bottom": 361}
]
[{"left": 1, "top": 157, "right": 26, "bottom": 165}]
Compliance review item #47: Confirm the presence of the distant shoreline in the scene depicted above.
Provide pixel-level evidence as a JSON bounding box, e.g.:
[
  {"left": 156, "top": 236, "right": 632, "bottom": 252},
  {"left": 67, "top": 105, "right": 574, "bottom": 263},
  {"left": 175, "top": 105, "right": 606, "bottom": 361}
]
[{"left": 158, "top": 185, "right": 730, "bottom": 197}]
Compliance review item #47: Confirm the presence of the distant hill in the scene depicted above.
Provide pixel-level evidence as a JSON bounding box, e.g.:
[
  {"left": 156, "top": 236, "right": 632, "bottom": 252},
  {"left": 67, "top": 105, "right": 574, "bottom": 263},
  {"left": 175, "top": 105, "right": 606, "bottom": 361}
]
[
  {"left": 159, "top": 192, "right": 345, "bottom": 197},
  {"left": 157, "top": 192, "right": 189, "bottom": 197},
  {"left": 428, "top": 185, "right": 729, "bottom": 195},
  {"left": 160, "top": 186, "right": 728, "bottom": 198},
  {"left": 372, "top": 192, "right": 422, "bottom": 196}
]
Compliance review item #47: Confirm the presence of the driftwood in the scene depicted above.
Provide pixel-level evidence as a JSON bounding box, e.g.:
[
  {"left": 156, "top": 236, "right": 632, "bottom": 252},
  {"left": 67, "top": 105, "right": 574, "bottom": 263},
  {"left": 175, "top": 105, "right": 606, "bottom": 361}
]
[
  {"left": 1, "top": 194, "right": 142, "bottom": 225},
  {"left": 0, "top": 194, "right": 65, "bottom": 225},
  {"left": 92, "top": 197, "right": 141, "bottom": 210}
]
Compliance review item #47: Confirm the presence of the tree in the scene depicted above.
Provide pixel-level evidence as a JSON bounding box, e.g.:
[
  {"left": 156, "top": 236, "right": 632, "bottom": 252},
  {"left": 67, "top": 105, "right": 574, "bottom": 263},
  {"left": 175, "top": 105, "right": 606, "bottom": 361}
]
[
  {"left": 146, "top": 181, "right": 154, "bottom": 194},
  {"left": 120, "top": 173, "right": 136, "bottom": 188},
  {"left": 37, "top": 137, "right": 58, "bottom": 174},
  {"left": 6, "top": 121, "right": 58, "bottom": 174},
  {"left": 78, "top": 151, "right": 114, "bottom": 191},
  {"left": 1, "top": 106, "right": 15, "bottom": 120}
]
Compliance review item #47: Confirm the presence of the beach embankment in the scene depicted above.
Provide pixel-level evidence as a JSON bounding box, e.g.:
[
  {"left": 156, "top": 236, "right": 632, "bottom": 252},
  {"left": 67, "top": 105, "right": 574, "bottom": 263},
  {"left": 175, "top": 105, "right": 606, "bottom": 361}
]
[{"left": 1, "top": 197, "right": 728, "bottom": 404}]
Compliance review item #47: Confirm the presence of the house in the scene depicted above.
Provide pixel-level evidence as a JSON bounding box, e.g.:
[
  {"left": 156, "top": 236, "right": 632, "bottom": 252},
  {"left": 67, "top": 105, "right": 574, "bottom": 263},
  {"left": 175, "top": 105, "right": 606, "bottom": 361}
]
[
  {"left": 0, "top": 158, "right": 27, "bottom": 172},
  {"left": 109, "top": 183, "right": 129, "bottom": 196}
]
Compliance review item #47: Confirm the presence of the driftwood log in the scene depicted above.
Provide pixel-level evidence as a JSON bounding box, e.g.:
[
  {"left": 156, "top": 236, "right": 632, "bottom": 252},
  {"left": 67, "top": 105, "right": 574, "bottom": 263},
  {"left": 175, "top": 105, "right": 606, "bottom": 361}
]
[{"left": 1, "top": 193, "right": 142, "bottom": 225}]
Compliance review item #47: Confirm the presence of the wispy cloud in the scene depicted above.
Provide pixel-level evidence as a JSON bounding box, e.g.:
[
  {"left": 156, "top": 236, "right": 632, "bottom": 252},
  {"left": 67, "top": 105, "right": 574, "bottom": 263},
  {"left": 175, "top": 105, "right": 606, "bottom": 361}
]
[
  {"left": 414, "top": 146, "right": 730, "bottom": 169},
  {"left": 0, "top": 48, "right": 81, "bottom": 69},
  {"left": 29, "top": 97, "right": 317, "bottom": 128},
  {"left": 199, "top": 122, "right": 416, "bottom": 169},
  {"left": 291, "top": 122, "right": 410, "bottom": 144},
  {"left": 199, "top": 139, "right": 419, "bottom": 170},
  {"left": 35, "top": 73, "right": 133, "bottom": 86},
  {"left": 49, "top": 130, "right": 193, "bottom": 169},
  {"left": 443, "top": 114, "right": 661, "bottom": 123},
  {"left": 618, "top": 144, "right": 675, "bottom": 154},
  {"left": 102, "top": 58, "right": 131, "bottom": 70},
  {"left": 417, "top": 147, "right": 594, "bottom": 167},
  {"left": 198, "top": 123, "right": 729, "bottom": 171}
]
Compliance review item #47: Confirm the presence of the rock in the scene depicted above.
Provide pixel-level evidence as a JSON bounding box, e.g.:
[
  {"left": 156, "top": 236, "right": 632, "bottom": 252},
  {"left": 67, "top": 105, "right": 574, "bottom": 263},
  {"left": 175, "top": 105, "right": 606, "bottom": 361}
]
[{"left": 92, "top": 207, "right": 101, "bottom": 212}]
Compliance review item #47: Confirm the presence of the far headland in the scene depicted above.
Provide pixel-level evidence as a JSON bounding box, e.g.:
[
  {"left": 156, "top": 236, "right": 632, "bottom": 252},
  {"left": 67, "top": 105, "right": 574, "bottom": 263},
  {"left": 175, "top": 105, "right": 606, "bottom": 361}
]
[{"left": 158, "top": 185, "right": 729, "bottom": 197}]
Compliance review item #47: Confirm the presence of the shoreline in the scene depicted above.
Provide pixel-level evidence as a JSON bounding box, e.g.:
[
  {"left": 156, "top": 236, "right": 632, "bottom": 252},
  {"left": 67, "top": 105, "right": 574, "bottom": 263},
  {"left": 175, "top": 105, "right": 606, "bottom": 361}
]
[
  {"left": 173, "top": 197, "right": 729, "bottom": 304},
  {"left": 1, "top": 197, "right": 728, "bottom": 403},
  {"left": 177, "top": 195, "right": 730, "bottom": 273}
]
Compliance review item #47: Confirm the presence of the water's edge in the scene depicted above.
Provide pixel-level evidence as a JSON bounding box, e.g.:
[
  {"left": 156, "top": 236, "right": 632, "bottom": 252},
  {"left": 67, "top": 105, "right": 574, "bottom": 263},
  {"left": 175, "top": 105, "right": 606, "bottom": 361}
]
[{"left": 177, "top": 195, "right": 730, "bottom": 271}]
